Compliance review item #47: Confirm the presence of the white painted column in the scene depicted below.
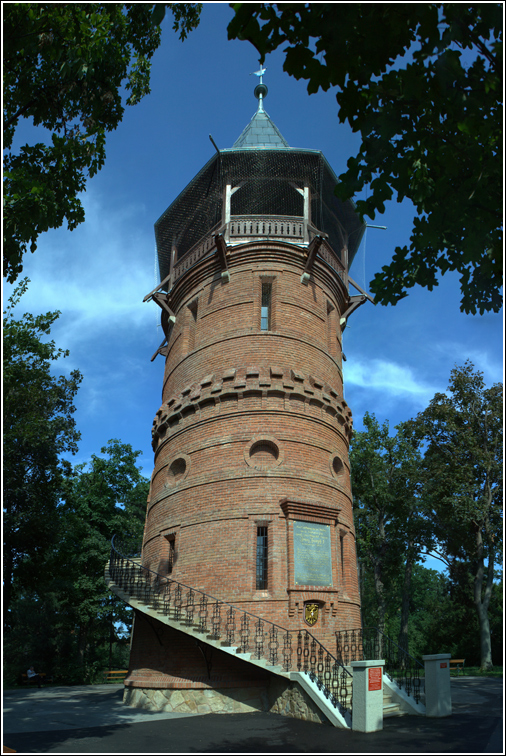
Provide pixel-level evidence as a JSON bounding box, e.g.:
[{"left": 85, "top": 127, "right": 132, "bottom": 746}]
[
  {"left": 423, "top": 653, "right": 452, "bottom": 717},
  {"left": 351, "top": 659, "right": 385, "bottom": 732}
]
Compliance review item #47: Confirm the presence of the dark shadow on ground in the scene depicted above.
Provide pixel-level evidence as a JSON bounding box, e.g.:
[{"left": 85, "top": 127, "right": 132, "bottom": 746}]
[
  {"left": 5, "top": 711, "right": 504, "bottom": 754},
  {"left": 4, "top": 678, "right": 503, "bottom": 754}
]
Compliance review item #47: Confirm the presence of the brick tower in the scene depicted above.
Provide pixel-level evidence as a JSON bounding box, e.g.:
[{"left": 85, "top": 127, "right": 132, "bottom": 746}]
[{"left": 118, "top": 77, "right": 370, "bottom": 716}]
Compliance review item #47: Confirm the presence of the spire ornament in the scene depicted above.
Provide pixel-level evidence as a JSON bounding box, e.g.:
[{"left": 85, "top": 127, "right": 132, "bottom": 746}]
[{"left": 251, "top": 64, "right": 268, "bottom": 112}]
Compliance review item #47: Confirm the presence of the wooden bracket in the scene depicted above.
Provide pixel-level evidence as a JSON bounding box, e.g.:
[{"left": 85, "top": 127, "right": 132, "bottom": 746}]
[
  {"left": 143, "top": 273, "right": 172, "bottom": 303},
  {"left": 215, "top": 233, "right": 230, "bottom": 282},
  {"left": 301, "top": 236, "right": 324, "bottom": 283},
  {"left": 151, "top": 292, "right": 176, "bottom": 321},
  {"left": 348, "top": 275, "right": 375, "bottom": 304},
  {"left": 340, "top": 295, "right": 367, "bottom": 325},
  {"left": 150, "top": 336, "right": 168, "bottom": 363}
]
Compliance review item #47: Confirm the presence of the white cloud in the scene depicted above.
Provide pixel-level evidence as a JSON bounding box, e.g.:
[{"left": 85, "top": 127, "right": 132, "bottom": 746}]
[
  {"left": 4, "top": 188, "right": 161, "bottom": 352},
  {"left": 344, "top": 357, "right": 439, "bottom": 407}
]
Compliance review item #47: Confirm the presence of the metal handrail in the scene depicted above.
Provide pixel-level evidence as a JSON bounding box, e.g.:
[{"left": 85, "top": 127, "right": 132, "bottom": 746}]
[
  {"left": 109, "top": 535, "right": 352, "bottom": 714},
  {"left": 336, "top": 626, "right": 424, "bottom": 704},
  {"left": 371, "top": 627, "right": 424, "bottom": 670}
]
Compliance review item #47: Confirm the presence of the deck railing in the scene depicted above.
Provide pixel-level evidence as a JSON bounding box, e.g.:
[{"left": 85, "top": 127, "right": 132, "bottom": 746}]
[{"left": 170, "top": 217, "right": 346, "bottom": 287}]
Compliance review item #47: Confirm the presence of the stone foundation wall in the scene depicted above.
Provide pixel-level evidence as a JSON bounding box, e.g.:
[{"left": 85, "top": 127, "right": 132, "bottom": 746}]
[
  {"left": 268, "top": 678, "right": 330, "bottom": 725},
  {"left": 123, "top": 685, "right": 269, "bottom": 716},
  {"left": 124, "top": 677, "right": 330, "bottom": 725}
]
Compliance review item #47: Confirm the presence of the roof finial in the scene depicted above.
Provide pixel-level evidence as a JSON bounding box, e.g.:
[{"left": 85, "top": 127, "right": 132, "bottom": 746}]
[{"left": 251, "top": 64, "right": 268, "bottom": 112}]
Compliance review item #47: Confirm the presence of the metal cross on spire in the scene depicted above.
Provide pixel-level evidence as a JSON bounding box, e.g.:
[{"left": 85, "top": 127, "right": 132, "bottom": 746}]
[{"left": 251, "top": 64, "right": 267, "bottom": 84}]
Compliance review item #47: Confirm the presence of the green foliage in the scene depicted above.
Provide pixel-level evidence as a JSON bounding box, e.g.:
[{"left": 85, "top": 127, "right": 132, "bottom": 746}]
[
  {"left": 3, "top": 3, "right": 201, "bottom": 283},
  {"left": 3, "top": 279, "right": 82, "bottom": 624},
  {"left": 55, "top": 440, "right": 149, "bottom": 675},
  {"left": 229, "top": 4, "right": 502, "bottom": 314},
  {"left": 350, "top": 364, "right": 502, "bottom": 663},
  {"left": 3, "top": 440, "right": 149, "bottom": 685},
  {"left": 3, "top": 280, "right": 150, "bottom": 681},
  {"left": 410, "top": 362, "right": 502, "bottom": 668},
  {"left": 351, "top": 412, "right": 428, "bottom": 643}
]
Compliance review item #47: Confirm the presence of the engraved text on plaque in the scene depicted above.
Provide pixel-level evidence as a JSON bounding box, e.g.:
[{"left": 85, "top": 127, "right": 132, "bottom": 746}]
[{"left": 293, "top": 521, "right": 333, "bottom": 586}]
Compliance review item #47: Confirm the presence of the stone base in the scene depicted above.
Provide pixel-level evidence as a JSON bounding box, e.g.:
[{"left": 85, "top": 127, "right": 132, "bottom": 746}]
[
  {"left": 123, "top": 685, "right": 268, "bottom": 715},
  {"left": 268, "top": 679, "right": 330, "bottom": 725},
  {"left": 123, "top": 678, "right": 330, "bottom": 725}
]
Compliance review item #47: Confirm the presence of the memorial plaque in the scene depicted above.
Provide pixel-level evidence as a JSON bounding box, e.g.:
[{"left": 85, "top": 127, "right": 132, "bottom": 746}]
[{"left": 293, "top": 521, "right": 333, "bottom": 586}]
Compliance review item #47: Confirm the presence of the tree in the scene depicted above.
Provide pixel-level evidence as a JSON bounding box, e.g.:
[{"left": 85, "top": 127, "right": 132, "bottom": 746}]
[
  {"left": 411, "top": 362, "right": 503, "bottom": 669},
  {"left": 350, "top": 413, "right": 429, "bottom": 652},
  {"left": 3, "top": 2, "right": 201, "bottom": 283},
  {"left": 3, "top": 440, "right": 149, "bottom": 685},
  {"left": 57, "top": 440, "right": 149, "bottom": 676},
  {"left": 3, "top": 279, "right": 82, "bottom": 626},
  {"left": 228, "top": 4, "right": 502, "bottom": 314}
]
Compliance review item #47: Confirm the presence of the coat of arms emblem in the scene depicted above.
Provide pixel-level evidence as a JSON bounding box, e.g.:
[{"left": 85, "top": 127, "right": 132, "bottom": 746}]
[{"left": 304, "top": 602, "right": 319, "bottom": 626}]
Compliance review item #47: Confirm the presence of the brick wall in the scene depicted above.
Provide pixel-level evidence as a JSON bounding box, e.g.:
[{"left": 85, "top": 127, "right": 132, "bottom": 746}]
[{"left": 129, "top": 238, "right": 361, "bottom": 689}]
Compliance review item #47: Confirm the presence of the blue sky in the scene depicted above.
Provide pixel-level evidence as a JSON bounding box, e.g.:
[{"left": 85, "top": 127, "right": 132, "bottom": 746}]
[{"left": 4, "top": 5, "right": 503, "bottom": 572}]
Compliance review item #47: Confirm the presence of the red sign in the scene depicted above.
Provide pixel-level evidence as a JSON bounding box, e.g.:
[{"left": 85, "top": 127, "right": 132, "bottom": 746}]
[
  {"left": 368, "top": 667, "right": 382, "bottom": 691},
  {"left": 440, "top": 662, "right": 448, "bottom": 668}
]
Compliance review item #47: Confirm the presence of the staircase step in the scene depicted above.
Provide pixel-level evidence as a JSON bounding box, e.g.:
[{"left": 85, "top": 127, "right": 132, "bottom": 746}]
[
  {"left": 265, "top": 664, "right": 285, "bottom": 674},
  {"left": 383, "top": 702, "right": 404, "bottom": 718},
  {"left": 105, "top": 569, "right": 351, "bottom": 725}
]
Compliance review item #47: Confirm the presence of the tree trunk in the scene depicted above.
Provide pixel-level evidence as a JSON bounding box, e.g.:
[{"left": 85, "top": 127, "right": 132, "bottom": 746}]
[
  {"left": 373, "top": 558, "right": 386, "bottom": 658},
  {"left": 476, "top": 602, "right": 493, "bottom": 670},
  {"left": 3, "top": 546, "right": 14, "bottom": 629},
  {"left": 78, "top": 624, "right": 88, "bottom": 669},
  {"left": 357, "top": 557, "right": 366, "bottom": 629},
  {"left": 473, "top": 523, "right": 495, "bottom": 670},
  {"left": 398, "top": 550, "right": 414, "bottom": 654}
]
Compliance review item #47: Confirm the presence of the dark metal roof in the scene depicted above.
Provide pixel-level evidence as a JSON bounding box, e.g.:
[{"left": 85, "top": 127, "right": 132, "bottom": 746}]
[
  {"left": 154, "top": 92, "right": 366, "bottom": 287},
  {"left": 232, "top": 109, "right": 290, "bottom": 150}
]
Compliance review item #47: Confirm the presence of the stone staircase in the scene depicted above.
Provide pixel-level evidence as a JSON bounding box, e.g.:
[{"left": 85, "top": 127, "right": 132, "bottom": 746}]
[
  {"left": 105, "top": 561, "right": 351, "bottom": 727},
  {"left": 105, "top": 557, "right": 424, "bottom": 726}
]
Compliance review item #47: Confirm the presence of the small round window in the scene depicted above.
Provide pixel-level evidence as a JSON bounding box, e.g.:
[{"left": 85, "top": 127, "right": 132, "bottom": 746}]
[
  {"left": 250, "top": 441, "right": 278, "bottom": 466},
  {"left": 166, "top": 455, "right": 190, "bottom": 486},
  {"left": 330, "top": 454, "right": 345, "bottom": 480},
  {"left": 245, "top": 436, "right": 283, "bottom": 470}
]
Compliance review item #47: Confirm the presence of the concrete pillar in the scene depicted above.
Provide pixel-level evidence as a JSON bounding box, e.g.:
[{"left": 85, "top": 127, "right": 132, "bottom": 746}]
[
  {"left": 351, "top": 659, "right": 385, "bottom": 732},
  {"left": 422, "top": 653, "right": 452, "bottom": 717}
]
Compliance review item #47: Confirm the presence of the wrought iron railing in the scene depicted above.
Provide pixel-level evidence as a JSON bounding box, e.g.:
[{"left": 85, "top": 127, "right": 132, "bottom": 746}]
[
  {"left": 109, "top": 536, "right": 352, "bottom": 715},
  {"left": 336, "top": 627, "right": 424, "bottom": 704}
]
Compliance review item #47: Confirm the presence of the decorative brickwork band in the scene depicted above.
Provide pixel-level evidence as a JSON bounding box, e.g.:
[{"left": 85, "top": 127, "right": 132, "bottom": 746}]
[{"left": 152, "top": 366, "right": 353, "bottom": 451}]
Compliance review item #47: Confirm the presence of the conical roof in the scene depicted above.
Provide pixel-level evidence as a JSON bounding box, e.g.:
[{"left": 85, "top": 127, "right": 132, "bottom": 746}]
[
  {"left": 232, "top": 108, "right": 290, "bottom": 149},
  {"left": 154, "top": 75, "right": 366, "bottom": 286}
]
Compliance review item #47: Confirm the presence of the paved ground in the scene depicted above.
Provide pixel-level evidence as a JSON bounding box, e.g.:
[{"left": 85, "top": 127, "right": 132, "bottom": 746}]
[{"left": 3, "top": 677, "right": 503, "bottom": 754}]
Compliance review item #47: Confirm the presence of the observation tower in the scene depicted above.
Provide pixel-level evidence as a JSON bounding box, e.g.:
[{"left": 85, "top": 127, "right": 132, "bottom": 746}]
[{"left": 108, "top": 72, "right": 372, "bottom": 720}]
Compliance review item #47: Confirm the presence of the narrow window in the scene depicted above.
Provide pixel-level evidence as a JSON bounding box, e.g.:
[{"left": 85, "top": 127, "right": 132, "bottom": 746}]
[
  {"left": 327, "top": 301, "right": 338, "bottom": 357},
  {"left": 165, "top": 535, "right": 176, "bottom": 575},
  {"left": 261, "top": 283, "right": 272, "bottom": 331},
  {"left": 256, "top": 526, "right": 268, "bottom": 589},
  {"left": 188, "top": 300, "right": 198, "bottom": 351},
  {"left": 340, "top": 533, "right": 345, "bottom": 585}
]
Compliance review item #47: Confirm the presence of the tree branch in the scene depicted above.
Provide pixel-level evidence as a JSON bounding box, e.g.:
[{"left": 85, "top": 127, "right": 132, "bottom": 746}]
[{"left": 4, "top": 98, "right": 39, "bottom": 130}]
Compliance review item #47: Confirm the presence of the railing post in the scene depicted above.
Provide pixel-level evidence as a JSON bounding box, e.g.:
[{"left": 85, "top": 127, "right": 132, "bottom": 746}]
[
  {"left": 422, "top": 654, "right": 452, "bottom": 717},
  {"left": 351, "top": 659, "right": 385, "bottom": 732}
]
